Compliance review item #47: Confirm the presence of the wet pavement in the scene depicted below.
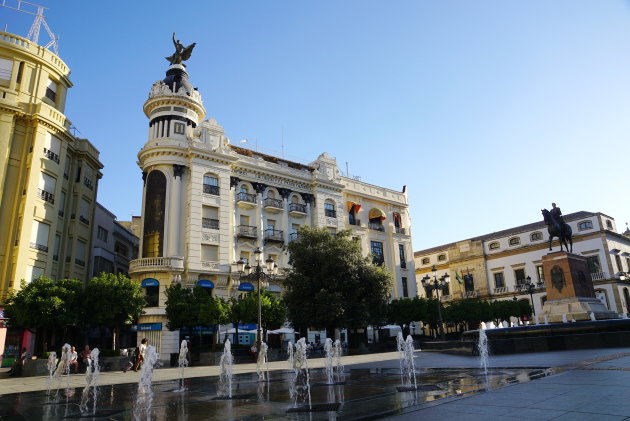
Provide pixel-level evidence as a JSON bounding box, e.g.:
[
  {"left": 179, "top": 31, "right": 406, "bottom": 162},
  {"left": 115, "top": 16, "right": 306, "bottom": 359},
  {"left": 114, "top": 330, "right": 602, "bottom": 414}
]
[{"left": 0, "top": 347, "right": 629, "bottom": 420}]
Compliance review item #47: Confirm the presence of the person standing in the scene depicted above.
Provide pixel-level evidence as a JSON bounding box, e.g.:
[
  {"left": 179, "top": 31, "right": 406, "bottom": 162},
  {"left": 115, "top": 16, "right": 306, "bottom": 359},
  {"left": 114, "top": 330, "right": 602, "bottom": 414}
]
[{"left": 134, "top": 338, "right": 148, "bottom": 372}]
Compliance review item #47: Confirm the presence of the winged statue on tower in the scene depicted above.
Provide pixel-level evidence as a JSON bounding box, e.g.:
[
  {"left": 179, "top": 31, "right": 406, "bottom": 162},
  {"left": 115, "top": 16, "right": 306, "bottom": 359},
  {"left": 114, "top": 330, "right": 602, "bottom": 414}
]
[{"left": 165, "top": 32, "right": 196, "bottom": 65}]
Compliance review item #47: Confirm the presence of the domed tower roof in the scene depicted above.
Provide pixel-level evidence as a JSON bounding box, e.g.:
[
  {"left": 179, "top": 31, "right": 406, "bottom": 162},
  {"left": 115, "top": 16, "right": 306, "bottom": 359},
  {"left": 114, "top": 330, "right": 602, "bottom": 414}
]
[{"left": 162, "top": 65, "right": 194, "bottom": 95}]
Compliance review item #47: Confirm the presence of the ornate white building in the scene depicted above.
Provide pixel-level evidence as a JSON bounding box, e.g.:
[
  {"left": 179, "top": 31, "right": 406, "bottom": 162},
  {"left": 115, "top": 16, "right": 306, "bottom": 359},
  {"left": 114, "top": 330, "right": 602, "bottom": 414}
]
[{"left": 129, "top": 61, "right": 416, "bottom": 355}]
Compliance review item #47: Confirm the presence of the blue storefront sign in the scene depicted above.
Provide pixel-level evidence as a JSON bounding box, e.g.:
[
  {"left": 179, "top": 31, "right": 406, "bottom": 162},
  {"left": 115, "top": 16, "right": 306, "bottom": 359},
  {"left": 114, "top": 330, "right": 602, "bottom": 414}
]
[
  {"left": 238, "top": 282, "right": 254, "bottom": 291},
  {"left": 180, "top": 326, "right": 214, "bottom": 335},
  {"left": 131, "top": 323, "right": 162, "bottom": 331},
  {"left": 141, "top": 278, "right": 159, "bottom": 287},
  {"left": 237, "top": 323, "right": 257, "bottom": 330},
  {"left": 197, "top": 279, "right": 215, "bottom": 288}
]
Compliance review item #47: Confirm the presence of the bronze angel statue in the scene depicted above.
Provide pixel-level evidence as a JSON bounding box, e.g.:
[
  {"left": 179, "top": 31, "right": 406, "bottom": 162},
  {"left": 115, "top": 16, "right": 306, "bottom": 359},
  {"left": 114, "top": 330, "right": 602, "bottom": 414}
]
[{"left": 165, "top": 32, "right": 196, "bottom": 65}]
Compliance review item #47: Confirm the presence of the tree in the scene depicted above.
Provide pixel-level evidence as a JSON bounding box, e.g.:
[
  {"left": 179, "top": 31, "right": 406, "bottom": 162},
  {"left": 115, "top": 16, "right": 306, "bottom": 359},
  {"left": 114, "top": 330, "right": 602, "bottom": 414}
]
[
  {"left": 260, "top": 290, "right": 287, "bottom": 340},
  {"left": 387, "top": 298, "right": 418, "bottom": 337},
  {"left": 284, "top": 227, "right": 391, "bottom": 346},
  {"left": 4, "top": 277, "right": 84, "bottom": 354}
]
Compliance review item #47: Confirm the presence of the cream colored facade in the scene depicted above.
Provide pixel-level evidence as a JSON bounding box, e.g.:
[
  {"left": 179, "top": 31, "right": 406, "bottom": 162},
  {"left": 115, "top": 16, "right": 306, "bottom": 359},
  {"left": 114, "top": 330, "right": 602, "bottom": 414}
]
[
  {"left": 0, "top": 31, "right": 103, "bottom": 297},
  {"left": 414, "top": 211, "right": 630, "bottom": 316},
  {"left": 129, "top": 63, "right": 416, "bottom": 356}
]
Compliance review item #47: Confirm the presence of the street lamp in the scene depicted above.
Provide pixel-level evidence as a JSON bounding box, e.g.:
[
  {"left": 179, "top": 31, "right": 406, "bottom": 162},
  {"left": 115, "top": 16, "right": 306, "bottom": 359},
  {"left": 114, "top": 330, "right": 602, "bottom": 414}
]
[
  {"left": 522, "top": 275, "right": 544, "bottom": 315},
  {"left": 421, "top": 265, "right": 450, "bottom": 341},
  {"left": 236, "top": 248, "right": 277, "bottom": 352}
]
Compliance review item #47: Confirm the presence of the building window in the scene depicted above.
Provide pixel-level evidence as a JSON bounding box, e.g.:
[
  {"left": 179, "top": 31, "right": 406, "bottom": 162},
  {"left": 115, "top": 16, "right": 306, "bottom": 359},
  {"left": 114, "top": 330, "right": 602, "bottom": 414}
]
[
  {"left": 514, "top": 268, "right": 526, "bottom": 285},
  {"left": 202, "top": 206, "right": 219, "bottom": 230},
  {"left": 114, "top": 242, "right": 128, "bottom": 257},
  {"left": 97, "top": 226, "right": 108, "bottom": 243},
  {"left": 53, "top": 235, "right": 61, "bottom": 261},
  {"left": 494, "top": 272, "right": 505, "bottom": 288},
  {"left": 606, "top": 220, "right": 613, "bottom": 230},
  {"left": 203, "top": 174, "right": 219, "bottom": 195},
  {"left": 370, "top": 241, "right": 384, "bottom": 265},
  {"left": 587, "top": 256, "right": 602, "bottom": 274},
  {"left": 509, "top": 237, "right": 520, "bottom": 246},
  {"left": 0, "top": 57, "right": 12, "bottom": 80},
  {"left": 325, "top": 201, "right": 336, "bottom": 218},
  {"left": 530, "top": 232, "right": 543, "bottom": 242},
  {"left": 145, "top": 286, "right": 159, "bottom": 307},
  {"left": 399, "top": 244, "right": 407, "bottom": 269},
  {"left": 489, "top": 242, "right": 500, "bottom": 250},
  {"left": 401, "top": 277, "right": 408, "bottom": 298},
  {"left": 578, "top": 220, "right": 593, "bottom": 231},
  {"left": 615, "top": 255, "right": 623, "bottom": 274},
  {"left": 202, "top": 244, "right": 219, "bottom": 262},
  {"left": 438, "top": 254, "right": 446, "bottom": 261},
  {"left": 173, "top": 122, "right": 185, "bottom": 134},
  {"left": 30, "top": 220, "right": 50, "bottom": 253},
  {"left": 75, "top": 240, "right": 86, "bottom": 267},
  {"left": 93, "top": 256, "right": 114, "bottom": 276},
  {"left": 45, "top": 78, "right": 57, "bottom": 102},
  {"left": 536, "top": 265, "right": 544, "bottom": 283},
  {"left": 421, "top": 257, "right": 430, "bottom": 265}
]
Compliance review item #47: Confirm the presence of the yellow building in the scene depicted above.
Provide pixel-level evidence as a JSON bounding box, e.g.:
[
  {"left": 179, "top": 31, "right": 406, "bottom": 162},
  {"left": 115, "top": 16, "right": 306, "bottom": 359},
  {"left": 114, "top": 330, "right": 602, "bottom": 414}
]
[{"left": 0, "top": 31, "right": 103, "bottom": 352}]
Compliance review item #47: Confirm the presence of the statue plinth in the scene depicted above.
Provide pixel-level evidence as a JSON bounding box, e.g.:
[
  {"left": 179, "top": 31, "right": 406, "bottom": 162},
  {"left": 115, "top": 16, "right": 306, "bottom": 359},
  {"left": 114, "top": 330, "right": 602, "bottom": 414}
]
[{"left": 541, "top": 252, "right": 618, "bottom": 322}]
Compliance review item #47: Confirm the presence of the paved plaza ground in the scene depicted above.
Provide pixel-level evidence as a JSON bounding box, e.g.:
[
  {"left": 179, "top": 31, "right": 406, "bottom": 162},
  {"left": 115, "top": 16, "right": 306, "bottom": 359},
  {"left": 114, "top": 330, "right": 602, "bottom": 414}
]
[{"left": 1, "top": 347, "right": 629, "bottom": 420}]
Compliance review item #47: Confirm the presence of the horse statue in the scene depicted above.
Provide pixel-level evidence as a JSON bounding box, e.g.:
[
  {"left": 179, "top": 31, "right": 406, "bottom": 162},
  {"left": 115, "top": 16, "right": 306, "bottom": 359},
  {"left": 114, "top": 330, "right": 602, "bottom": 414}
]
[{"left": 541, "top": 209, "right": 573, "bottom": 253}]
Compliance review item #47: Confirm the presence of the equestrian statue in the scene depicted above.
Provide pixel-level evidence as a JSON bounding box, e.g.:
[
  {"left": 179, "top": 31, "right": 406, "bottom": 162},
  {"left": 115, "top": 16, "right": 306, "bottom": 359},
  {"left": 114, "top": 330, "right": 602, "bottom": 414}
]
[{"left": 541, "top": 203, "right": 573, "bottom": 253}]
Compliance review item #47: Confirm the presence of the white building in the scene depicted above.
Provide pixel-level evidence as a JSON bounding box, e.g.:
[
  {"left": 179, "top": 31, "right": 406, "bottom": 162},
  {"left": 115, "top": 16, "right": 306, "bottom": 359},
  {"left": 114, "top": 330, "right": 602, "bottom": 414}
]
[
  {"left": 129, "top": 59, "right": 415, "bottom": 355},
  {"left": 415, "top": 211, "right": 630, "bottom": 316}
]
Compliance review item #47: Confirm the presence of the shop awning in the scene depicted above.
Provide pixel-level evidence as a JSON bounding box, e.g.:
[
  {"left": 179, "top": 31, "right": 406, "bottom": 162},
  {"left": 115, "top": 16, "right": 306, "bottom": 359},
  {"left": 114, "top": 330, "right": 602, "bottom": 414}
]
[
  {"left": 197, "top": 279, "right": 215, "bottom": 288},
  {"left": 347, "top": 201, "right": 362, "bottom": 213},
  {"left": 369, "top": 208, "right": 386, "bottom": 221},
  {"left": 141, "top": 278, "right": 159, "bottom": 287},
  {"left": 238, "top": 282, "right": 255, "bottom": 291}
]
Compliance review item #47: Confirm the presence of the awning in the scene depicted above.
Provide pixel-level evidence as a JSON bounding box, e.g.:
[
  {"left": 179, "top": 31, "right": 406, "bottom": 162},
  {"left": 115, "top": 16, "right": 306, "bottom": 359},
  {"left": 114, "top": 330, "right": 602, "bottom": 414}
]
[
  {"left": 369, "top": 208, "right": 386, "bottom": 221},
  {"left": 197, "top": 279, "right": 215, "bottom": 288},
  {"left": 238, "top": 282, "right": 255, "bottom": 291},
  {"left": 268, "top": 284, "right": 282, "bottom": 293},
  {"left": 141, "top": 278, "right": 159, "bottom": 287},
  {"left": 269, "top": 327, "right": 295, "bottom": 334},
  {"left": 347, "top": 201, "right": 362, "bottom": 213}
]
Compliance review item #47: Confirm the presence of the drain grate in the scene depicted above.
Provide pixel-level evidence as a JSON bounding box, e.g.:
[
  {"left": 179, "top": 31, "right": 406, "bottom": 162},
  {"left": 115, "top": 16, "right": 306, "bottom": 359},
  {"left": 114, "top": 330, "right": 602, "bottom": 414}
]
[{"left": 287, "top": 402, "right": 341, "bottom": 413}]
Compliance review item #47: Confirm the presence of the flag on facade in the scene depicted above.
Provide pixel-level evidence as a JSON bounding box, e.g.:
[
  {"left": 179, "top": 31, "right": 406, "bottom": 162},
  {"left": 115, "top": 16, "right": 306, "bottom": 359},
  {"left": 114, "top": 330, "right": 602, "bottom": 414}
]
[{"left": 455, "top": 271, "right": 463, "bottom": 285}]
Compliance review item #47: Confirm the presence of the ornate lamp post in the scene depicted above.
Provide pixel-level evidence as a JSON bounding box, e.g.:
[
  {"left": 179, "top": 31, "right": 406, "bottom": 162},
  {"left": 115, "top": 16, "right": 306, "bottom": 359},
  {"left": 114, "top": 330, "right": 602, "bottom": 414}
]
[
  {"left": 523, "top": 275, "right": 544, "bottom": 315},
  {"left": 236, "top": 248, "right": 277, "bottom": 351},
  {"left": 421, "top": 265, "right": 450, "bottom": 341}
]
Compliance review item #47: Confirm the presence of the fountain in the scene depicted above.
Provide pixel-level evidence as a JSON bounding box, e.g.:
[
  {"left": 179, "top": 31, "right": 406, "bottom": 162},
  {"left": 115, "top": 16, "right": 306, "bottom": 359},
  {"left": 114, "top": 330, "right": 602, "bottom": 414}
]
[
  {"left": 53, "top": 344, "right": 71, "bottom": 378},
  {"left": 590, "top": 312, "right": 597, "bottom": 321},
  {"left": 289, "top": 338, "right": 312, "bottom": 410},
  {"left": 534, "top": 314, "right": 539, "bottom": 325},
  {"left": 133, "top": 345, "right": 158, "bottom": 421},
  {"left": 333, "top": 339, "right": 345, "bottom": 384},
  {"left": 217, "top": 339, "right": 233, "bottom": 398},
  {"left": 396, "top": 333, "right": 418, "bottom": 391},
  {"left": 46, "top": 351, "right": 57, "bottom": 393},
  {"left": 176, "top": 340, "right": 189, "bottom": 392},
  {"left": 256, "top": 341, "right": 269, "bottom": 381},
  {"left": 480, "top": 321, "right": 487, "bottom": 330},
  {"left": 544, "top": 315, "right": 549, "bottom": 324},
  {"left": 562, "top": 314, "right": 568, "bottom": 323},
  {"left": 478, "top": 325, "right": 489, "bottom": 390},
  {"left": 79, "top": 347, "right": 100, "bottom": 415}
]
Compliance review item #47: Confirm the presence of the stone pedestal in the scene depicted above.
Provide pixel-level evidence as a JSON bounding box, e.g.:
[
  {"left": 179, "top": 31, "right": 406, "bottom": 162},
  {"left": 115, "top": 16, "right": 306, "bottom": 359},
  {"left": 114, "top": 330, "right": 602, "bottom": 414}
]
[{"left": 541, "top": 252, "right": 618, "bottom": 322}]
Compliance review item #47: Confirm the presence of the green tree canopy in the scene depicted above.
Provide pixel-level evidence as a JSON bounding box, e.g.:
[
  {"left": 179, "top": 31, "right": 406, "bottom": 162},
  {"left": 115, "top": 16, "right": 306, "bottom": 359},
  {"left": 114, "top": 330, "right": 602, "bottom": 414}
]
[
  {"left": 83, "top": 273, "right": 146, "bottom": 349},
  {"left": 284, "top": 226, "right": 391, "bottom": 337}
]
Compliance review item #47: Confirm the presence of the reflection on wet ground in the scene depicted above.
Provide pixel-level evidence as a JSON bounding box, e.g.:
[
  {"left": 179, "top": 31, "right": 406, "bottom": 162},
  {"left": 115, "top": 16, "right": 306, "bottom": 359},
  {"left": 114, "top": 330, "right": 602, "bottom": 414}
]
[{"left": 0, "top": 366, "right": 552, "bottom": 420}]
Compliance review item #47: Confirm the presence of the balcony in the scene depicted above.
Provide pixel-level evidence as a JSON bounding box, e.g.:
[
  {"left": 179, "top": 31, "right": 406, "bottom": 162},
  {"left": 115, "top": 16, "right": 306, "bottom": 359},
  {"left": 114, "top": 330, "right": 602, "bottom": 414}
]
[
  {"left": 368, "top": 222, "right": 385, "bottom": 232},
  {"left": 203, "top": 184, "right": 220, "bottom": 195},
  {"left": 289, "top": 203, "right": 307, "bottom": 217},
  {"left": 129, "top": 256, "right": 185, "bottom": 274},
  {"left": 29, "top": 242, "right": 48, "bottom": 253},
  {"left": 494, "top": 287, "right": 508, "bottom": 294},
  {"left": 325, "top": 209, "right": 337, "bottom": 218},
  {"left": 37, "top": 188, "right": 55, "bottom": 205},
  {"left": 237, "top": 225, "right": 257, "bottom": 239},
  {"left": 349, "top": 219, "right": 362, "bottom": 227},
  {"left": 79, "top": 215, "right": 90, "bottom": 225},
  {"left": 202, "top": 218, "right": 219, "bottom": 230},
  {"left": 83, "top": 177, "right": 93, "bottom": 190},
  {"left": 43, "top": 148, "right": 59, "bottom": 164},
  {"left": 236, "top": 192, "right": 257, "bottom": 209},
  {"left": 263, "top": 197, "right": 283, "bottom": 213},
  {"left": 591, "top": 271, "right": 608, "bottom": 281},
  {"left": 264, "top": 228, "right": 284, "bottom": 244},
  {"left": 395, "top": 226, "right": 406, "bottom": 235},
  {"left": 465, "top": 290, "right": 479, "bottom": 298}
]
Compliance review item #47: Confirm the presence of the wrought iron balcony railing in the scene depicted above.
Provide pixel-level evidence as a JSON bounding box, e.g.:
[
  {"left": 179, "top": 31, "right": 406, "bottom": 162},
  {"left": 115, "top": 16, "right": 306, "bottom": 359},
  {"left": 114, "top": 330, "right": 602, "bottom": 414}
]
[
  {"left": 264, "top": 228, "right": 284, "bottom": 243},
  {"left": 368, "top": 222, "right": 384, "bottom": 232},
  {"left": 237, "top": 225, "right": 257, "bottom": 238},
  {"left": 203, "top": 184, "right": 220, "bottom": 195},
  {"left": 289, "top": 203, "right": 306, "bottom": 213},
  {"left": 236, "top": 192, "right": 257, "bottom": 204},
  {"left": 202, "top": 218, "right": 219, "bottom": 230}
]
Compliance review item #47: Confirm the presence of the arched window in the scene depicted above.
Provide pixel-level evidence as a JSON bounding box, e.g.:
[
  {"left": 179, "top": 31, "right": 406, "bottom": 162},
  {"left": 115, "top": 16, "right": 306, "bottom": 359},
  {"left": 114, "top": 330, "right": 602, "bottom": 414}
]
[
  {"left": 421, "top": 257, "right": 430, "bottom": 265},
  {"left": 368, "top": 208, "right": 386, "bottom": 231},
  {"left": 240, "top": 184, "right": 249, "bottom": 194},
  {"left": 203, "top": 174, "right": 219, "bottom": 195},
  {"left": 438, "top": 254, "right": 446, "bottom": 261},
  {"left": 141, "top": 278, "right": 160, "bottom": 307},
  {"left": 489, "top": 242, "right": 500, "bottom": 250},
  {"left": 324, "top": 200, "right": 336, "bottom": 218},
  {"left": 347, "top": 202, "right": 361, "bottom": 226},
  {"left": 530, "top": 232, "right": 543, "bottom": 242},
  {"left": 509, "top": 237, "right": 520, "bottom": 246},
  {"left": 578, "top": 220, "right": 593, "bottom": 231}
]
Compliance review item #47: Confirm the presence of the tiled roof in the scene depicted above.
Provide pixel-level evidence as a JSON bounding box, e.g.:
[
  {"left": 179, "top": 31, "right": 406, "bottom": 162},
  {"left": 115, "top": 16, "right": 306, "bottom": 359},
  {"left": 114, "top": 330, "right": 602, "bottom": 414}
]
[{"left": 414, "top": 211, "right": 597, "bottom": 256}]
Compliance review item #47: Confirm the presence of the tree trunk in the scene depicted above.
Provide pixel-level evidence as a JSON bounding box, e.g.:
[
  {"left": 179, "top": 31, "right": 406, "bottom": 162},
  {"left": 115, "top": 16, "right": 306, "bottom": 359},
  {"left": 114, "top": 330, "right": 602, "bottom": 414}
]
[{"left": 112, "top": 326, "right": 118, "bottom": 350}]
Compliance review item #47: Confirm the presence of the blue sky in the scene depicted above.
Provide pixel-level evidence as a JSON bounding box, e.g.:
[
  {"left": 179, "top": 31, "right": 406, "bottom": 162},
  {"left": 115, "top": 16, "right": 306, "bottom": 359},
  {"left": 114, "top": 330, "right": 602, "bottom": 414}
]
[{"left": 3, "top": 1, "right": 630, "bottom": 251}]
